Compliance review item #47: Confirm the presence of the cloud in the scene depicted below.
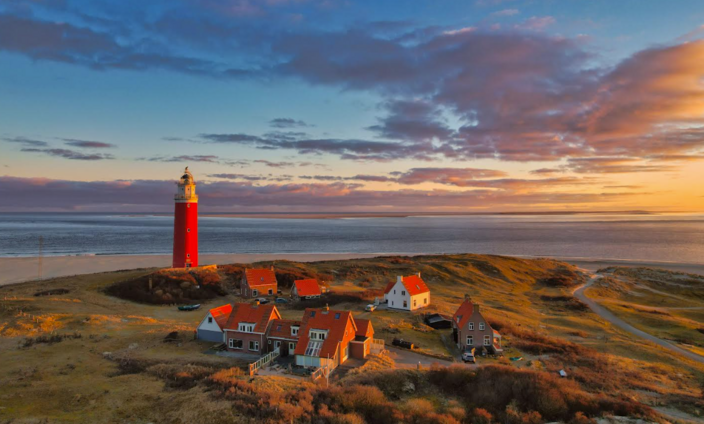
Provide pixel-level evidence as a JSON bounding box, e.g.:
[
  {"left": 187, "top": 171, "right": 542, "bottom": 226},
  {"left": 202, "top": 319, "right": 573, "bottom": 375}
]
[
  {"left": 0, "top": 175, "right": 648, "bottom": 212},
  {"left": 3, "top": 136, "right": 49, "bottom": 147},
  {"left": 21, "top": 148, "right": 115, "bottom": 161},
  {"left": 62, "top": 139, "right": 116, "bottom": 148},
  {"left": 514, "top": 16, "right": 556, "bottom": 31},
  {"left": 208, "top": 173, "right": 293, "bottom": 182},
  {"left": 565, "top": 157, "right": 677, "bottom": 174},
  {"left": 367, "top": 99, "right": 453, "bottom": 143},
  {"left": 142, "top": 155, "right": 222, "bottom": 163},
  {"left": 395, "top": 167, "right": 508, "bottom": 186},
  {"left": 491, "top": 9, "right": 519, "bottom": 17},
  {"left": 269, "top": 118, "right": 312, "bottom": 128}
]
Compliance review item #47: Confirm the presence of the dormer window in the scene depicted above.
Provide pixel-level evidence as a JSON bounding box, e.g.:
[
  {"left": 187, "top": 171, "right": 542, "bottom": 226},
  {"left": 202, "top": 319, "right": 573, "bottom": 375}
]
[
  {"left": 291, "top": 326, "right": 299, "bottom": 336},
  {"left": 309, "top": 329, "right": 327, "bottom": 340},
  {"left": 311, "top": 311, "right": 316, "bottom": 317},
  {"left": 238, "top": 323, "right": 255, "bottom": 333},
  {"left": 334, "top": 313, "right": 340, "bottom": 319}
]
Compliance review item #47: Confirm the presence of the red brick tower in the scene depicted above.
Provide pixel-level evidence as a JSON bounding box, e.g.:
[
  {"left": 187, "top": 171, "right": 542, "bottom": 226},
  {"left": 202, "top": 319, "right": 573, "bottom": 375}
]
[{"left": 173, "top": 167, "right": 198, "bottom": 268}]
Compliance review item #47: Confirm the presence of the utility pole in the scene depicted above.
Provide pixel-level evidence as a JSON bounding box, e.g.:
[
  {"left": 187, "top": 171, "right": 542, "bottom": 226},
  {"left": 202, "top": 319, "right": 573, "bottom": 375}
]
[{"left": 38, "top": 236, "right": 44, "bottom": 280}]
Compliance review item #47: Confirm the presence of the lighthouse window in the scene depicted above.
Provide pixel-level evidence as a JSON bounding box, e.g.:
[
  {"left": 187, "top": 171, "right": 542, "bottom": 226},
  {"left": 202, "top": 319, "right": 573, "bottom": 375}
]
[
  {"left": 187, "top": 228, "right": 191, "bottom": 233},
  {"left": 187, "top": 204, "right": 190, "bottom": 208},
  {"left": 187, "top": 254, "right": 190, "bottom": 258}
]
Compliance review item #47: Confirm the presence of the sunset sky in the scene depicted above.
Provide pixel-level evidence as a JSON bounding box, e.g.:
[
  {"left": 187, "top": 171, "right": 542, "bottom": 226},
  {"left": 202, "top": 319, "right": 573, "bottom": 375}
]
[{"left": 2, "top": 0, "right": 704, "bottom": 212}]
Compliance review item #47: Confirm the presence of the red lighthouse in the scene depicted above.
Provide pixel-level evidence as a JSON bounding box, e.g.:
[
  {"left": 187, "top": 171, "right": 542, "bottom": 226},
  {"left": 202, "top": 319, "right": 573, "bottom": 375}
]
[{"left": 173, "top": 167, "right": 198, "bottom": 268}]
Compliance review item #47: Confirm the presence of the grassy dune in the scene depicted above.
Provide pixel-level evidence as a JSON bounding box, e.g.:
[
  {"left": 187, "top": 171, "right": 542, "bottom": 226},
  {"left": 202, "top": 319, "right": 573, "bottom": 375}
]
[{"left": 0, "top": 255, "right": 702, "bottom": 423}]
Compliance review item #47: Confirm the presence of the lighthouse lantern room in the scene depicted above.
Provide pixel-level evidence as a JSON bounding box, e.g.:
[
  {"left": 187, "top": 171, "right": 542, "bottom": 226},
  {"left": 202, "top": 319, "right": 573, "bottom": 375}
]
[{"left": 173, "top": 167, "right": 198, "bottom": 268}]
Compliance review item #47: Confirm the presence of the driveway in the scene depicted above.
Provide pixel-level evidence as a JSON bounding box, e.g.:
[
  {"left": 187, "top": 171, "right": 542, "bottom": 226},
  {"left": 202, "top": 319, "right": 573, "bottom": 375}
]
[
  {"left": 385, "top": 346, "right": 475, "bottom": 368},
  {"left": 573, "top": 275, "right": 704, "bottom": 365}
]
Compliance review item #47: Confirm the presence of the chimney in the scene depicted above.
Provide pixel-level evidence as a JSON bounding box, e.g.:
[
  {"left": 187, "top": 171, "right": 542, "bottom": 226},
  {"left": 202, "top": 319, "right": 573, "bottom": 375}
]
[
  {"left": 417, "top": 272, "right": 421, "bottom": 278},
  {"left": 324, "top": 303, "right": 330, "bottom": 312},
  {"left": 270, "top": 265, "right": 274, "bottom": 271},
  {"left": 254, "top": 299, "right": 260, "bottom": 306},
  {"left": 397, "top": 275, "right": 403, "bottom": 284},
  {"left": 465, "top": 294, "right": 471, "bottom": 302}
]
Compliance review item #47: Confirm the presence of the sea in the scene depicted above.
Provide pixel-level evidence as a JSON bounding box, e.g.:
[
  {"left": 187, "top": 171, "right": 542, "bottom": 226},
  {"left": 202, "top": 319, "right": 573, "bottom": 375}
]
[{"left": 1, "top": 212, "right": 704, "bottom": 264}]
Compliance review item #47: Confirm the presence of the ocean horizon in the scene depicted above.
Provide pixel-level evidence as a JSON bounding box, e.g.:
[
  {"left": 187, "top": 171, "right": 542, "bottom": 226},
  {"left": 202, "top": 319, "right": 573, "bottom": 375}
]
[{"left": 2, "top": 212, "right": 704, "bottom": 264}]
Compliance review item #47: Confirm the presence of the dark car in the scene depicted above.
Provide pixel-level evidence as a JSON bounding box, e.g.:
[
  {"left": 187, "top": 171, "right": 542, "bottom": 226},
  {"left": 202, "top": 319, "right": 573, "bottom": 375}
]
[
  {"left": 275, "top": 297, "right": 289, "bottom": 304},
  {"left": 255, "top": 298, "right": 270, "bottom": 304}
]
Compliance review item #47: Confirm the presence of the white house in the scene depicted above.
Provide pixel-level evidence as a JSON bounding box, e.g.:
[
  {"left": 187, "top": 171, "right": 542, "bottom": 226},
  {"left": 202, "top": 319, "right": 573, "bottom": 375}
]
[
  {"left": 196, "top": 304, "right": 233, "bottom": 342},
  {"left": 383, "top": 273, "right": 430, "bottom": 311}
]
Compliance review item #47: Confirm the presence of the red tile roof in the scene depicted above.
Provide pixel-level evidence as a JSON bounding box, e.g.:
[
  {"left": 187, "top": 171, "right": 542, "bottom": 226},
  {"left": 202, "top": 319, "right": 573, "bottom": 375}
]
[
  {"left": 355, "top": 318, "right": 373, "bottom": 338},
  {"left": 452, "top": 298, "right": 475, "bottom": 330},
  {"left": 223, "top": 303, "right": 281, "bottom": 333},
  {"left": 268, "top": 319, "right": 301, "bottom": 340},
  {"left": 293, "top": 279, "right": 322, "bottom": 297},
  {"left": 386, "top": 275, "right": 430, "bottom": 296},
  {"left": 245, "top": 268, "right": 277, "bottom": 287},
  {"left": 208, "top": 304, "right": 233, "bottom": 330},
  {"left": 294, "top": 308, "right": 356, "bottom": 358}
]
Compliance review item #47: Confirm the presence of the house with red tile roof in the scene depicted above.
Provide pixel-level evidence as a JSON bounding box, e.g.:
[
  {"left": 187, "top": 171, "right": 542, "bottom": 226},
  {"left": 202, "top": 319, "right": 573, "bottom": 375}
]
[
  {"left": 384, "top": 273, "right": 430, "bottom": 311},
  {"left": 452, "top": 295, "right": 502, "bottom": 354},
  {"left": 241, "top": 267, "right": 278, "bottom": 298},
  {"left": 291, "top": 278, "right": 322, "bottom": 300},
  {"left": 196, "top": 304, "right": 233, "bottom": 342},
  {"left": 266, "top": 319, "right": 301, "bottom": 357},
  {"left": 294, "top": 307, "right": 370, "bottom": 369},
  {"left": 222, "top": 302, "right": 281, "bottom": 355}
]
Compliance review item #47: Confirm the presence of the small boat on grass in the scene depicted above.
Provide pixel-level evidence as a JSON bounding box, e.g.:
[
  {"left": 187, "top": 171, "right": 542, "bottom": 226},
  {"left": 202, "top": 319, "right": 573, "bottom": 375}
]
[
  {"left": 509, "top": 356, "right": 523, "bottom": 362},
  {"left": 178, "top": 304, "right": 201, "bottom": 311}
]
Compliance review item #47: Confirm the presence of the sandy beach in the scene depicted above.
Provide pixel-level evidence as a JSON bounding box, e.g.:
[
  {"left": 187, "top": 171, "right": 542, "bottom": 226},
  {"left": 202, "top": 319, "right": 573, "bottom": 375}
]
[{"left": 2, "top": 253, "right": 703, "bottom": 287}]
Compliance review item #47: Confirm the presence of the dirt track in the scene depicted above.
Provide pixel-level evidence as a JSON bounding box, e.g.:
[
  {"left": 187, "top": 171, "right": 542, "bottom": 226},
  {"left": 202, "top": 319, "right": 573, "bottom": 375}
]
[{"left": 573, "top": 276, "right": 704, "bottom": 365}]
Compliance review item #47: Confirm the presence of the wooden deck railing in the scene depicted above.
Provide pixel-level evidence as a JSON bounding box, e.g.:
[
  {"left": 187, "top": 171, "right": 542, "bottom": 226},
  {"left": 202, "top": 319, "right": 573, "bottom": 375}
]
[{"left": 248, "top": 347, "right": 280, "bottom": 376}]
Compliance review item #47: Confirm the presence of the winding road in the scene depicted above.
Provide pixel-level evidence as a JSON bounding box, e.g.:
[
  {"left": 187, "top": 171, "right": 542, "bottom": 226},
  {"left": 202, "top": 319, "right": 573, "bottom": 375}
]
[{"left": 573, "top": 276, "right": 704, "bottom": 365}]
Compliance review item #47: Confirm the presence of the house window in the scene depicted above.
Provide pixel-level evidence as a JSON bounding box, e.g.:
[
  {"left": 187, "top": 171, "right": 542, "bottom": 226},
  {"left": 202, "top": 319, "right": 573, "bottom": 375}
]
[
  {"left": 479, "top": 323, "right": 485, "bottom": 331},
  {"left": 402, "top": 290, "right": 406, "bottom": 296},
  {"left": 252, "top": 289, "right": 258, "bottom": 297},
  {"left": 238, "top": 323, "right": 255, "bottom": 333},
  {"left": 466, "top": 336, "right": 473, "bottom": 346},
  {"left": 291, "top": 326, "right": 299, "bottom": 336},
  {"left": 229, "top": 339, "right": 243, "bottom": 349},
  {"left": 456, "top": 316, "right": 460, "bottom": 323},
  {"left": 413, "top": 299, "right": 417, "bottom": 307},
  {"left": 394, "top": 289, "right": 396, "bottom": 294},
  {"left": 334, "top": 313, "right": 340, "bottom": 319},
  {"left": 469, "top": 322, "right": 474, "bottom": 330},
  {"left": 344, "top": 344, "right": 349, "bottom": 359},
  {"left": 208, "top": 317, "right": 213, "bottom": 324},
  {"left": 274, "top": 341, "right": 281, "bottom": 350},
  {"left": 305, "top": 341, "right": 323, "bottom": 356},
  {"left": 310, "top": 330, "right": 327, "bottom": 340},
  {"left": 311, "top": 311, "right": 316, "bottom": 317},
  {"left": 249, "top": 341, "right": 259, "bottom": 351},
  {"left": 289, "top": 342, "right": 296, "bottom": 351},
  {"left": 424, "top": 298, "right": 427, "bottom": 304},
  {"left": 484, "top": 335, "right": 490, "bottom": 346},
  {"left": 403, "top": 301, "right": 407, "bottom": 308},
  {"left": 268, "top": 289, "right": 273, "bottom": 295},
  {"left": 391, "top": 301, "right": 394, "bottom": 306}
]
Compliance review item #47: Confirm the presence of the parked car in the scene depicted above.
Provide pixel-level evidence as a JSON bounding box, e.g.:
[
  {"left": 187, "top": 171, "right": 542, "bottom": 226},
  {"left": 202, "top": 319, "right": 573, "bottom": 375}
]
[
  {"left": 275, "top": 297, "right": 289, "bottom": 304},
  {"left": 365, "top": 304, "right": 377, "bottom": 312},
  {"left": 462, "top": 349, "right": 476, "bottom": 363},
  {"left": 256, "top": 298, "right": 270, "bottom": 304},
  {"left": 392, "top": 338, "right": 415, "bottom": 350}
]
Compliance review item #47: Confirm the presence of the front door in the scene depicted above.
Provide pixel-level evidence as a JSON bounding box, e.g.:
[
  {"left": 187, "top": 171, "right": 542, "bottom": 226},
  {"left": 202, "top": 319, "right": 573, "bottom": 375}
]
[{"left": 274, "top": 340, "right": 283, "bottom": 355}]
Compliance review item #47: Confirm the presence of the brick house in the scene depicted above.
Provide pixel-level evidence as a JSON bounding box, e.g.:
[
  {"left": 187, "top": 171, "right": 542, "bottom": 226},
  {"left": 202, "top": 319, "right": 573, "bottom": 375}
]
[
  {"left": 349, "top": 318, "right": 374, "bottom": 359},
  {"left": 266, "top": 319, "right": 301, "bottom": 357},
  {"left": 384, "top": 273, "right": 430, "bottom": 311},
  {"left": 452, "top": 295, "right": 502, "bottom": 354},
  {"left": 291, "top": 279, "right": 322, "bottom": 300},
  {"left": 294, "top": 307, "right": 368, "bottom": 370},
  {"left": 196, "top": 304, "right": 232, "bottom": 342},
  {"left": 222, "top": 302, "right": 281, "bottom": 355},
  {"left": 241, "top": 268, "right": 278, "bottom": 298}
]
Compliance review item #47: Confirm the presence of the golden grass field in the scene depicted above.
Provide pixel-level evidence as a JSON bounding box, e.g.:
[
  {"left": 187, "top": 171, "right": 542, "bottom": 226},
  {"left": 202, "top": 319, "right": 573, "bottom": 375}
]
[{"left": 0, "top": 254, "right": 703, "bottom": 423}]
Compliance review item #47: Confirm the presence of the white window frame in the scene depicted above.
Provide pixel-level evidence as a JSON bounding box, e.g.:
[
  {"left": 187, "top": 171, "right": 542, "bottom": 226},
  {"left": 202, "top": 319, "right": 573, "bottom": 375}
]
[
  {"left": 238, "top": 323, "right": 255, "bottom": 333},
  {"left": 484, "top": 335, "right": 490, "bottom": 346},
  {"left": 469, "top": 322, "right": 474, "bottom": 330},
  {"left": 466, "top": 336, "right": 473, "bottom": 346},
  {"left": 289, "top": 342, "right": 296, "bottom": 351},
  {"left": 309, "top": 330, "right": 327, "bottom": 340},
  {"left": 479, "top": 322, "right": 485, "bottom": 331},
  {"left": 274, "top": 340, "right": 281, "bottom": 350},
  {"left": 252, "top": 289, "right": 258, "bottom": 297},
  {"left": 249, "top": 340, "right": 259, "bottom": 351},
  {"left": 305, "top": 341, "right": 322, "bottom": 356},
  {"left": 291, "top": 326, "right": 299, "bottom": 336},
  {"left": 229, "top": 338, "right": 243, "bottom": 349}
]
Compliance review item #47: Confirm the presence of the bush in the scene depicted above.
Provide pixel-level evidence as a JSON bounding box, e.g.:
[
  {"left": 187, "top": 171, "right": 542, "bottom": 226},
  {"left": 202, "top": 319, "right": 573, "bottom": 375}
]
[{"left": 470, "top": 408, "right": 493, "bottom": 424}]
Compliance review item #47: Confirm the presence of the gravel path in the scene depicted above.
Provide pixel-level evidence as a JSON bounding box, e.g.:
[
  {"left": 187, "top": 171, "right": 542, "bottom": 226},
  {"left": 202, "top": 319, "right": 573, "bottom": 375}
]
[{"left": 573, "top": 276, "right": 704, "bottom": 365}]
